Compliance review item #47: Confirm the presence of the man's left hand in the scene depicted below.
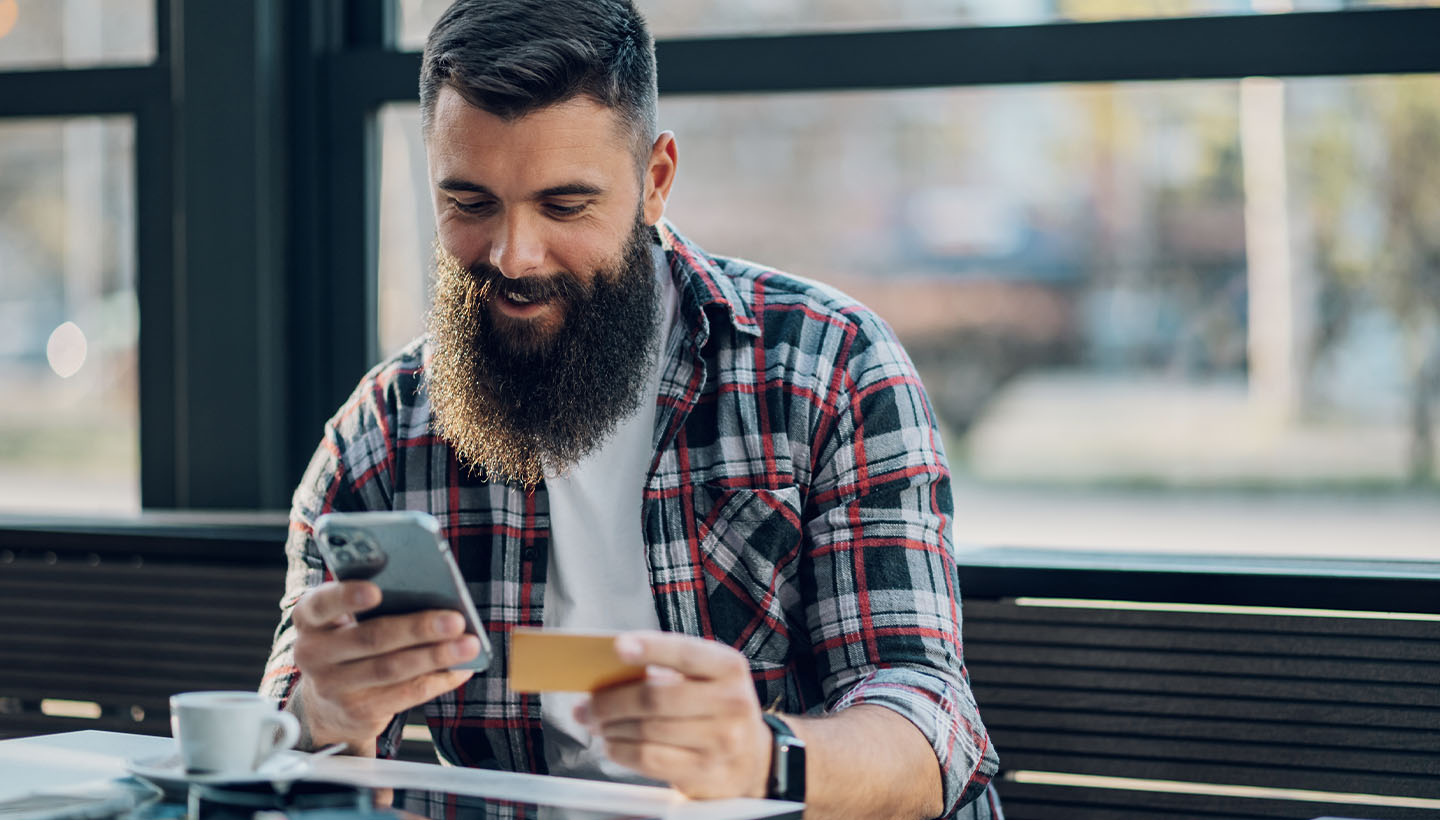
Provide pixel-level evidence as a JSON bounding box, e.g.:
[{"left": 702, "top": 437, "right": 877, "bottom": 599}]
[{"left": 576, "top": 631, "right": 772, "bottom": 800}]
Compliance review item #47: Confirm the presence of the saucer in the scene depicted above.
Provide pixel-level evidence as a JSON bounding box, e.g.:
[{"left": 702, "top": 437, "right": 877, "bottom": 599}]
[{"left": 125, "top": 749, "right": 312, "bottom": 792}]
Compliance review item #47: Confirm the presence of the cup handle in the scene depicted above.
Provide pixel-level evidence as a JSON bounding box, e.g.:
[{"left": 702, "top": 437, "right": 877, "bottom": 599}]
[{"left": 259, "top": 710, "right": 301, "bottom": 759}]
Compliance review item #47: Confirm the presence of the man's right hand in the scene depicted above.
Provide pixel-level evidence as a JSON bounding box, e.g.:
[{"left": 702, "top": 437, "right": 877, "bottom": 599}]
[{"left": 290, "top": 580, "right": 480, "bottom": 755}]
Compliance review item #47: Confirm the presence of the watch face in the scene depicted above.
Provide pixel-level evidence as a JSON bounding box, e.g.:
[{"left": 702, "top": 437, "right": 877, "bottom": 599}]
[
  {"left": 776, "top": 736, "right": 806, "bottom": 803},
  {"left": 763, "top": 713, "right": 806, "bottom": 803}
]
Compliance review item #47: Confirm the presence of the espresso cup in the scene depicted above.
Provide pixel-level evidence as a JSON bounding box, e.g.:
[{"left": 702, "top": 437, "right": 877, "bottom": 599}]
[{"left": 170, "top": 691, "right": 300, "bottom": 776}]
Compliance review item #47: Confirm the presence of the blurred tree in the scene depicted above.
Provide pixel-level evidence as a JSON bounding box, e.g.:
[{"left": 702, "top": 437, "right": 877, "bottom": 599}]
[
  {"left": 1375, "top": 78, "right": 1440, "bottom": 483},
  {"left": 1307, "top": 77, "right": 1440, "bottom": 484}
]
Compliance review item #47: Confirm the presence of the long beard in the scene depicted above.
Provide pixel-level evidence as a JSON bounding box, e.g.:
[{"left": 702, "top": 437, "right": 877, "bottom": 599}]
[{"left": 424, "top": 217, "right": 660, "bottom": 488}]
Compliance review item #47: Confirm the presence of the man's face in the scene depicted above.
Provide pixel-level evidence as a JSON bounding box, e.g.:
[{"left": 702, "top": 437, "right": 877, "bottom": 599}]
[
  {"left": 422, "top": 88, "right": 676, "bottom": 487},
  {"left": 427, "top": 88, "right": 655, "bottom": 341}
]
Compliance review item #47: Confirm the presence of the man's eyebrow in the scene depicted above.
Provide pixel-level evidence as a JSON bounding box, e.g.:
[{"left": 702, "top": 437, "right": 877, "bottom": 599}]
[
  {"left": 437, "top": 178, "right": 492, "bottom": 195},
  {"left": 435, "top": 180, "right": 605, "bottom": 199},
  {"left": 535, "top": 183, "right": 604, "bottom": 198}
]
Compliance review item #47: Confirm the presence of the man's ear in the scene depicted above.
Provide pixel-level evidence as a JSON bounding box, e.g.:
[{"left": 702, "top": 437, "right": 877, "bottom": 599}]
[{"left": 642, "top": 131, "right": 678, "bottom": 226}]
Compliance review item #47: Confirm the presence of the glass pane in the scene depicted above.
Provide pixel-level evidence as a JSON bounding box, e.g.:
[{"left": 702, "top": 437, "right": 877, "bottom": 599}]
[
  {"left": 0, "top": 0, "right": 155, "bottom": 69},
  {"left": 394, "top": 0, "right": 1440, "bottom": 47},
  {"left": 0, "top": 117, "right": 139, "bottom": 514},
  {"left": 378, "top": 104, "right": 432, "bottom": 358},
  {"left": 376, "top": 75, "right": 1440, "bottom": 558}
]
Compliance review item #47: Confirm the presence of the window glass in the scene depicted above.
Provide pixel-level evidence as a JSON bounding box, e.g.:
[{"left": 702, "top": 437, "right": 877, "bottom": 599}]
[
  {"left": 0, "top": 0, "right": 155, "bottom": 70},
  {"left": 0, "top": 117, "right": 139, "bottom": 514},
  {"left": 378, "top": 105, "right": 432, "bottom": 359},
  {"left": 394, "top": 0, "right": 1440, "bottom": 48},
  {"left": 377, "top": 74, "right": 1440, "bottom": 558}
]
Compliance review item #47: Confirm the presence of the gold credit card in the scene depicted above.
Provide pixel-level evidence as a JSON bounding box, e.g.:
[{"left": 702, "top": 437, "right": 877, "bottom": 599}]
[{"left": 508, "top": 629, "right": 646, "bottom": 693}]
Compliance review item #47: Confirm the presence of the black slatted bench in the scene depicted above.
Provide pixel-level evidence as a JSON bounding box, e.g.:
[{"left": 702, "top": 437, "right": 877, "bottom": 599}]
[
  {"left": 0, "top": 519, "right": 287, "bottom": 740},
  {"left": 0, "top": 517, "right": 458, "bottom": 763},
  {"left": 960, "top": 548, "right": 1440, "bottom": 820},
  {"left": 2, "top": 523, "right": 1437, "bottom": 818}
]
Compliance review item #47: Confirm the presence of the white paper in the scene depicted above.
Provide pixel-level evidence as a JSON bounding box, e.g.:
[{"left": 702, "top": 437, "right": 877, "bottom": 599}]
[
  {"left": 0, "top": 731, "right": 170, "bottom": 802},
  {"left": 0, "top": 732, "right": 800, "bottom": 820},
  {"left": 310, "top": 755, "right": 799, "bottom": 820}
]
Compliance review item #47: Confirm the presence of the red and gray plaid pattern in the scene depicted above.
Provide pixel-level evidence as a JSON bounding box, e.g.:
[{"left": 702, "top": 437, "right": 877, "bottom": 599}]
[{"left": 262, "top": 222, "right": 1000, "bottom": 818}]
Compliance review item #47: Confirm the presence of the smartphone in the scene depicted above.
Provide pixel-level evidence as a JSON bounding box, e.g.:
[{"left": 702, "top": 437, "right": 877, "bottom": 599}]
[{"left": 313, "top": 510, "right": 492, "bottom": 672}]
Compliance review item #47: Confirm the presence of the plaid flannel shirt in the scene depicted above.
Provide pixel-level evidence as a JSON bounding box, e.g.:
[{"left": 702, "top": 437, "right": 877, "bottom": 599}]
[{"left": 262, "top": 221, "right": 1001, "bottom": 818}]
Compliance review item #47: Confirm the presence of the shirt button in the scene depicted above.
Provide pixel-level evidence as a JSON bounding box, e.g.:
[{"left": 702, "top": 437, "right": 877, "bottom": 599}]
[{"left": 522, "top": 547, "right": 536, "bottom": 561}]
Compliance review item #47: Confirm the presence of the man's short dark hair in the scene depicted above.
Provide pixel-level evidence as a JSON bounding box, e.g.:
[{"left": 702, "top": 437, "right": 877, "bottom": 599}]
[{"left": 420, "top": 0, "right": 657, "bottom": 160}]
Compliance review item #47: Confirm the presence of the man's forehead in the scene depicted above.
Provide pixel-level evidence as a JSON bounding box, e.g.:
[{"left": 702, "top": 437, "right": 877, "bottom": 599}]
[{"left": 427, "top": 87, "right": 633, "bottom": 159}]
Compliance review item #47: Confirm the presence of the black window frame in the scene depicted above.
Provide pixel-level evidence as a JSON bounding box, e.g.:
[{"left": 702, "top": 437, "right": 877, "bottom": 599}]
[{"left": 0, "top": 2, "right": 1438, "bottom": 520}]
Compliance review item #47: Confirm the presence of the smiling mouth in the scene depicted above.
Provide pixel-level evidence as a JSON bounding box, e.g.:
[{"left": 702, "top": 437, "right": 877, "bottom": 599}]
[{"left": 495, "top": 288, "right": 559, "bottom": 318}]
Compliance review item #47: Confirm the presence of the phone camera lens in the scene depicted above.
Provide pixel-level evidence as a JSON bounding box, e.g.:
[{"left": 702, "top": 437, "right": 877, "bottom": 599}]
[{"left": 328, "top": 535, "right": 348, "bottom": 547}]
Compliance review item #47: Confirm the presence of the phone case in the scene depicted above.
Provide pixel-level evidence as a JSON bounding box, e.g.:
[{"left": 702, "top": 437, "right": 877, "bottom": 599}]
[{"left": 313, "top": 510, "right": 492, "bottom": 671}]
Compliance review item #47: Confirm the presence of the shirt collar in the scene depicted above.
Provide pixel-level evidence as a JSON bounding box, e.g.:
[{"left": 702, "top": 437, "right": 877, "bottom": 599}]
[{"left": 655, "top": 219, "right": 762, "bottom": 348}]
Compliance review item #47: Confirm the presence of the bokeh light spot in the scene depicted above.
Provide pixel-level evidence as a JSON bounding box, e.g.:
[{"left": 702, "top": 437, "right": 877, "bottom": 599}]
[
  {"left": 0, "top": 1, "right": 18, "bottom": 41},
  {"left": 46, "top": 321, "right": 88, "bottom": 379}
]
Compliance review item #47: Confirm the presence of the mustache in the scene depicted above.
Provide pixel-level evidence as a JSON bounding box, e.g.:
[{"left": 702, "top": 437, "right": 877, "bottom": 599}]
[{"left": 466, "top": 261, "right": 590, "bottom": 305}]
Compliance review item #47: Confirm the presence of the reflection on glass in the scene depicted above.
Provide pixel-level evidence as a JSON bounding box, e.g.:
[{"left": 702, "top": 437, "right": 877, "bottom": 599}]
[
  {"left": 0, "top": 117, "right": 139, "bottom": 514},
  {"left": 0, "top": 0, "right": 154, "bottom": 69},
  {"left": 377, "top": 74, "right": 1440, "bottom": 557},
  {"left": 392, "top": 0, "right": 1440, "bottom": 47}
]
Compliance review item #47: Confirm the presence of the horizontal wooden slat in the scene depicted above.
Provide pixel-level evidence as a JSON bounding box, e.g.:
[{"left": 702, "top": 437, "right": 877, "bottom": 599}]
[
  {"left": 955, "top": 548, "right": 1440, "bottom": 615},
  {"left": 991, "top": 732, "right": 1440, "bottom": 798},
  {"left": 985, "top": 706, "right": 1440, "bottom": 761},
  {"left": 974, "top": 687, "right": 1440, "bottom": 732},
  {"left": 966, "top": 642, "right": 1438, "bottom": 685},
  {"left": 0, "top": 713, "right": 169, "bottom": 740},
  {"left": 969, "top": 620, "right": 1440, "bottom": 664},
  {"left": 0, "top": 635, "right": 267, "bottom": 666},
  {"left": 0, "top": 672, "right": 264, "bottom": 706},
  {"left": 0, "top": 599, "right": 280, "bottom": 628},
  {"left": 994, "top": 781, "right": 1433, "bottom": 820},
  {"left": 1, "top": 660, "right": 266, "bottom": 691},
  {"left": 0, "top": 633, "right": 274, "bottom": 666},
  {"left": 0, "top": 523, "right": 287, "bottom": 568},
  {"left": 0, "top": 562, "right": 280, "bottom": 593},
  {"left": 0, "top": 582, "right": 279, "bottom": 609},
  {"left": 969, "top": 665, "right": 1440, "bottom": 710},
  {"left": 966, "top": 599, "right": 1440, "bottom": 641},
  {"left": 0, "top": 559, "right": 274, "bottom": 579},
  {"left": 0, "top": 614, "right": 276, "bottom": 645}
]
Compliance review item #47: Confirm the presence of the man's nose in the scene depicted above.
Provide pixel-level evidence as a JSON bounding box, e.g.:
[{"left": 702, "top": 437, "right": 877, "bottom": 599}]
[{"left": 488, "top": 215, "right": 546, "bottom": 279}]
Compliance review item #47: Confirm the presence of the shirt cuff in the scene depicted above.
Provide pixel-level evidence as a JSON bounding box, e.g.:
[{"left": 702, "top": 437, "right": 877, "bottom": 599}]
[{"left": 831, "top": 668, "right": 999, "bottom": 818}]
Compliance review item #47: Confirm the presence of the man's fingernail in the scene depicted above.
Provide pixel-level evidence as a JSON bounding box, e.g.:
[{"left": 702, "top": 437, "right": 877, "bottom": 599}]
[
  {"left": 615, "top": 634, "right": 642, "bottom": 662},
  {"left": 452, "top": 636, "right": 479, "bottom": 659},
  {"left": 435, "top": 613, "right": 464, "bottom": 635},
  {"left": 348, "top": 585, "right": 377, "bottom": 608}
]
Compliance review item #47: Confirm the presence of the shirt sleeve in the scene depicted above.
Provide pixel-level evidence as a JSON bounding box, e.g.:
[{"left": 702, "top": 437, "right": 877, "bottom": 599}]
[
  {"left": 803, "top": 309, "right": 999, "bottom": 817},
  {"left": 259, "top": 377, "right": 406, "bottom": 757}
]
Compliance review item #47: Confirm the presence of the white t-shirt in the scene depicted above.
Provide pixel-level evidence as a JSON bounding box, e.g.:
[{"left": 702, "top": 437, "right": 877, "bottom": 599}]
[{"left": 539, "top": 244, "right": 679, "bottom": 782}]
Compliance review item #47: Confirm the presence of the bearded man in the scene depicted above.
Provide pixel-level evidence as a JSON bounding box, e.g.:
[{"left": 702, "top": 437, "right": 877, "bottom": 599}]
[{"left": 261, "top": 1, "right": 1000, "bottom": 817}]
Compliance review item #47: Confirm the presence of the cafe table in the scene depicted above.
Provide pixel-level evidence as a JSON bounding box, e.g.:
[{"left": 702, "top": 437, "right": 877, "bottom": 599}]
[{"left": 0, "top": 730, "right": 805, "bottom": 820}]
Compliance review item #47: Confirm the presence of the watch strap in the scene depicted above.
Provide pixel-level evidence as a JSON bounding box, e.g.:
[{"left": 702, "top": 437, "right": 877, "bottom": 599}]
[{"left": 761, "top": 712, "right": 806, "bottom": 803}]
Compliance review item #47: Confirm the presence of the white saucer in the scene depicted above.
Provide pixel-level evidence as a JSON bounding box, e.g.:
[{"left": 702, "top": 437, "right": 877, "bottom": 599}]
[{"left": 125, "top": 749, "right": 312, "bottom": 790}]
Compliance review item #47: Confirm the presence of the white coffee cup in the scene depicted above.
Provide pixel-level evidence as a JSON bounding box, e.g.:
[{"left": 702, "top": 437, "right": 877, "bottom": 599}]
[{"left": 169, "top": 691, "right": 300, "bottom": 775}]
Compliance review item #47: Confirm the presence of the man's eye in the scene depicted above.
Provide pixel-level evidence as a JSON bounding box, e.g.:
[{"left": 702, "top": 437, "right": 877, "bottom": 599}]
[
  {"left": 453, "top": 199, "right": 495, "bottom": 215},
  {"left": 544, "top": 203, "right": 586, "bottom": 218}
]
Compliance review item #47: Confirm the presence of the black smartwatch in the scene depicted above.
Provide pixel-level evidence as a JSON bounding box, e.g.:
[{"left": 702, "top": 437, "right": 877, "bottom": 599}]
[{"left": 761, "top": 712, "right": 806, "bottom": 803}]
